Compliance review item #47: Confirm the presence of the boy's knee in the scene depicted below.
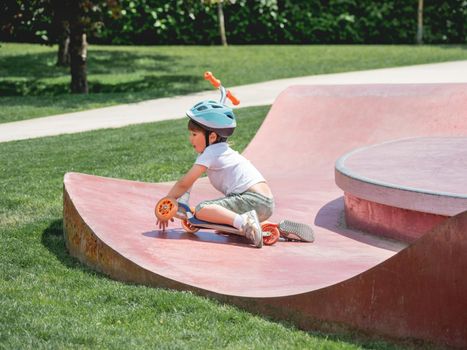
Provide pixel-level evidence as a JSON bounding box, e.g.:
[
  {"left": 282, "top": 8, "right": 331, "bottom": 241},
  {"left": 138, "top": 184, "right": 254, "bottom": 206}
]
[
  {"left": 195, "top": 201, "right": 209, "bottom": 214},
  {"left": 195, "top": 202, "right": 220, "bottom": 217},
  {"left": 256, "top": 200, "right": 274, "bottom": 222},
  {"left": 257, "top": 208, "right": 273, "bottom": 222}
]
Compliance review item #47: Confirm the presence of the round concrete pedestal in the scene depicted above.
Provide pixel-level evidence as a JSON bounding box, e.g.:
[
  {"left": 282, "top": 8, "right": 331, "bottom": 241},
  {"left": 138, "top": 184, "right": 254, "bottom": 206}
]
[{"left": 335, "top": 137, "right": 467, "bottom": 242}]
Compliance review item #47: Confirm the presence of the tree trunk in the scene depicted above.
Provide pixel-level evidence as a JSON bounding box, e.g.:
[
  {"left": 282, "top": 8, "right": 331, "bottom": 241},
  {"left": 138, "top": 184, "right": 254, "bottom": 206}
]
[
  {"left": 56, "top": 21, "right": 70, "bottom": 67},
  {"left": 69, "top": 25, "right": 88, "bottom": 94},
  {"left": 416, "top": 0, "right": 424, "bottom": 44},
  {"left": 218, "top": 1, "right": 228, "bottom": 46}
]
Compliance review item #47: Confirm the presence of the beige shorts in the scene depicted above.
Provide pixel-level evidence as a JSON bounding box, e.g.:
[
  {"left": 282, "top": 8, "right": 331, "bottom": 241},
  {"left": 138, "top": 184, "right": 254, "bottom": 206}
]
[{"left": 195, "top": 191, "right": 275, "bottom": 222}]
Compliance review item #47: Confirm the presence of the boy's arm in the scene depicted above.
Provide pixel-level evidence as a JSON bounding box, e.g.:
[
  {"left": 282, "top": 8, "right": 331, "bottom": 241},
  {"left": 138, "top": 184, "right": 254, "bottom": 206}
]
[
  {"left": 157, "top": 164, "right": 206, "bottom": 232},
  {"left": 167, "top": 164, "right": 207, "bottom": 200}
]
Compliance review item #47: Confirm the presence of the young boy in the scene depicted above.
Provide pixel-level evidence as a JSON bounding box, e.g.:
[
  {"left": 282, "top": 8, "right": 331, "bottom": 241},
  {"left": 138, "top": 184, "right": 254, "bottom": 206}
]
[{"left": 156, "top": 100, "right": 274, "bottom": 248}]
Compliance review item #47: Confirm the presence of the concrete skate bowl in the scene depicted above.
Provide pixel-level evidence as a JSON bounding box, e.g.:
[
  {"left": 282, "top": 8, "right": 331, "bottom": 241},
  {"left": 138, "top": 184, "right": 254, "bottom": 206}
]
[{"left": 64, "top": 84, "right": 467, "bottom": 348}]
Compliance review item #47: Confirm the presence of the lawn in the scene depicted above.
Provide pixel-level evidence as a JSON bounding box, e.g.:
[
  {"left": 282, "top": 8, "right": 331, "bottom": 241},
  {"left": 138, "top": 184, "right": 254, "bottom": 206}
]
[
  {"left": 1, "top": 42, "right": 458, "bottom": 348},
  {"left": 0, "top": 105, "right": 416, "bottom": 349},
  {"left": 1, "top": 43, "right": 467, "bottom": 123}
]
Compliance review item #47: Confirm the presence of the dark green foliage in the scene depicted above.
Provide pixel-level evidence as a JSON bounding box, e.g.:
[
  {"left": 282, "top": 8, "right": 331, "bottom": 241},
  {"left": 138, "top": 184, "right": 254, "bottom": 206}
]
[
  {"left": 95, "top": 0, "right": 467, "bottom": 44},
  {"left": 423, "top": 0, "right": 467, "bottom": 43},
  {"left": 2, "top": 0, "right": 466, "bottom": 44}
]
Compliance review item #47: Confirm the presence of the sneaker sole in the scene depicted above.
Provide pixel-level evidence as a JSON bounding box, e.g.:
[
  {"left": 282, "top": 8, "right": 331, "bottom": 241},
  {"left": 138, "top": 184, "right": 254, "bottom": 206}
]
[{"left": 278, "top": 220, "right": 314, "bottom": 242}]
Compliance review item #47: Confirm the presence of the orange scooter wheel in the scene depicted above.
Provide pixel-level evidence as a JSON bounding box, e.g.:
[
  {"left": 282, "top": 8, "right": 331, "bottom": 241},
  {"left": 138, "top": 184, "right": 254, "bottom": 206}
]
[
  {"left": 261, "top": 222, "right": 280, "bottom": 245},
  {"left": 181, "top": 219, "right": 200, "bottom": 234},
  {"left": 155, "top": 197, "right": 178, "bottom": 220}
]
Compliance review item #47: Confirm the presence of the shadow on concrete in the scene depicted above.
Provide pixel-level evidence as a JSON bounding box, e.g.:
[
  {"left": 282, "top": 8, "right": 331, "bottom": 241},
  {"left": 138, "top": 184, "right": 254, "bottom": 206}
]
[{"left": 315, "top": 197, "right": 406, "bottom": 252}]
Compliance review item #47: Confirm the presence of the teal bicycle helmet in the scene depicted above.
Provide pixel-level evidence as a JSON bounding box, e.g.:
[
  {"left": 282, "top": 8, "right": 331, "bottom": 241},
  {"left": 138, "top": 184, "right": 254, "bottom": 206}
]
[{"left": 186, "top": 100, "right": 236, "bottom": 139}]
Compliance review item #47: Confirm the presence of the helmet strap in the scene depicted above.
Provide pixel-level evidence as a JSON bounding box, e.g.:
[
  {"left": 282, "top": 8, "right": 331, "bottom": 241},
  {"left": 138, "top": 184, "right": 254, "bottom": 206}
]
[{"left": 204, "top": 130, "right": 211, "bottom": 148}]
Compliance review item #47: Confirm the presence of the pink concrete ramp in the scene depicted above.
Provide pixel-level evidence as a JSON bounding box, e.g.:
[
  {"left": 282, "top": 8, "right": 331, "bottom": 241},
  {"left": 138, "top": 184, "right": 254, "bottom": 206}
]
[{"left": 64, "top": 84, "right": 467, "bottom": 347}]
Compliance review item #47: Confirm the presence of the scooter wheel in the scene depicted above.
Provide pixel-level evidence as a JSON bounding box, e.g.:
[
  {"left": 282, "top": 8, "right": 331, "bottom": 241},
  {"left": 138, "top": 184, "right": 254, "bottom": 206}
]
[
  {"left": 181, "top": 219, "right": 199, "bottom": 234},
  {"left": 261, "top": 223, "right": 280, "bottom": 245},
  {"left": 155, "top": 197, "right": 178, "bottom": 220}
]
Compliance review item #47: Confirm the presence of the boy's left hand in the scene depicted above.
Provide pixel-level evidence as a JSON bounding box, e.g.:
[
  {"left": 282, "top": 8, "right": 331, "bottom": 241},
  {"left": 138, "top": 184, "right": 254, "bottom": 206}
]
[{"left": 157, "top": 218, "right": 174, "bottom": 232}]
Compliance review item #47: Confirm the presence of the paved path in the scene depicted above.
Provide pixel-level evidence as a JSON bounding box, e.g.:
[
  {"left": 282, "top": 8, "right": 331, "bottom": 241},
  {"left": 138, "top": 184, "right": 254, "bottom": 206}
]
[{"left": 1, "top": 60, "right": 467, "bottom": 143}]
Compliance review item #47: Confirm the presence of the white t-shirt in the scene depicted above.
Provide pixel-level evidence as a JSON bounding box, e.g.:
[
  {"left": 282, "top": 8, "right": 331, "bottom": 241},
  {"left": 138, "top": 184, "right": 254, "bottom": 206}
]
[{"left": 195, "top": 142, "right": 265, "bottom": 195}]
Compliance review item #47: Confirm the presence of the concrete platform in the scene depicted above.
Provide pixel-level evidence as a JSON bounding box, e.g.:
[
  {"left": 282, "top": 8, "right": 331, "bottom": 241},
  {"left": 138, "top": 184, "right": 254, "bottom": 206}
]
[
  {"left": 64, "top": 83, "right": 467, "bottom": 347},
  {"left": 335, "top": 137, "right": 467, "bottom": 242}
]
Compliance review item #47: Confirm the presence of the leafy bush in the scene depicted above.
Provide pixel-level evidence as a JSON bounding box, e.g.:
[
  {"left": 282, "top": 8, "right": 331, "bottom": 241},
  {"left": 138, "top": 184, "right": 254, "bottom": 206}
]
[
  {"left": 95, "top": 0, "right": 466, "bottom": 44},
  {"left": 2, "top": 0, "right": 466, "bottom": 44}
]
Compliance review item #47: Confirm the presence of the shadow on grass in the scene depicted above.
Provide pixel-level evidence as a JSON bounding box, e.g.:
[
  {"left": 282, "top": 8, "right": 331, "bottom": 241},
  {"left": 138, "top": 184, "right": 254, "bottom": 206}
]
[
  {"left": 0, "top": 50, "right": 176, "bottom": 79},
  {"left": 88, "top": 49, "right": 177, "bottom": 74},
  {"left": 0, "top": 49, "right": 205, "bottom": 98},
  {"left": 1, "top": 74, "right": 202, "bottom": 97},
  {"left": 41, "top": 218, "right": 107, "bottom": 277},
  {"left": 434, "top": 44, "right": 467, "bottom": 50}
]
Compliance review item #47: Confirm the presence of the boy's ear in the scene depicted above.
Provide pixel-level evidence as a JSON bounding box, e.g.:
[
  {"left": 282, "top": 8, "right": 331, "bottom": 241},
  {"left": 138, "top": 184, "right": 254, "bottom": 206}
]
[{"left": 208, "top": 131, "right": 218, "bottom": 144}]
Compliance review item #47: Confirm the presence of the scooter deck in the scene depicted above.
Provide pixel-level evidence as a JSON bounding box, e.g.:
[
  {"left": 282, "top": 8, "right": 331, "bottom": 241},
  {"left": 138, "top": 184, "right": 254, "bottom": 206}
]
[
  {"left": 188, "top": 217, "right": 312, "bottom": 241},
  {"left": 187, "top": 217, "right": 274, "bottom": 237},
  {"left": 171, "top": 201, "right": 308, "bottom": 241},
  {"left": 188, "top": 217, "right": 240, "bottom": 235}
]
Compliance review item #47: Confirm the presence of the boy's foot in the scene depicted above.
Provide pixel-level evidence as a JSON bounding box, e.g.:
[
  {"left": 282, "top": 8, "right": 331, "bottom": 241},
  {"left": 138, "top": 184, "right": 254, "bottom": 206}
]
[
  {"left": 242, "top": 210, "right": 263, "bottom": 248},
  {"left": 278, "top": 220, "right": 314, "bottom": 242}
]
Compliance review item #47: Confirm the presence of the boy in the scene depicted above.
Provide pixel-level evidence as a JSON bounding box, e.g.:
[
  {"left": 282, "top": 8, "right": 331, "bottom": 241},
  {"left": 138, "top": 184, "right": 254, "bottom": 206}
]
[{"left": 156, "top": 100, "right": 274, "bottom": 248}]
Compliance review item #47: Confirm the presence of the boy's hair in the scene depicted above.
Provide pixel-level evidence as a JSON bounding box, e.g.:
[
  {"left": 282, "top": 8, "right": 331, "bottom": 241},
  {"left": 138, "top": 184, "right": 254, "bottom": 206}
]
[
  {"left": 188, "top": 119, "right": 206, "bottom": 133},
  {"left": 188, "top": 119, "right": 226, "bottom": 143}
]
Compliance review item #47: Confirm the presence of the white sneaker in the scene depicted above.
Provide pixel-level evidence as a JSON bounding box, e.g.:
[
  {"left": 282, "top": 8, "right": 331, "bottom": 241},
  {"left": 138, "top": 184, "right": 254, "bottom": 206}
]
[{"left": 242, "top": 210, "right": 263, "bottom": 248}]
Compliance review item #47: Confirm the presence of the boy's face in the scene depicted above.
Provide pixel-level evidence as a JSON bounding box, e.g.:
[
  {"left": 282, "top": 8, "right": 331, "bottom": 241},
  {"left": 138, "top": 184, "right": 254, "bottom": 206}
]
[{"left": 189, "top": 130, "right": 206, "bottom": 154}]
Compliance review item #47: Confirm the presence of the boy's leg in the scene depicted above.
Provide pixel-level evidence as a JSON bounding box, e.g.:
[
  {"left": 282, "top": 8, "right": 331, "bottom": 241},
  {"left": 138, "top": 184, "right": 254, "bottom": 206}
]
[
  {"left": 195, "top": 200, "right": 263, "bottom": 248},
  {"left": 195, "top": 192, "right": 274, "bottom": 222},
  {"left": 195, "top": 204, "right": 237, "bottom": 226}
]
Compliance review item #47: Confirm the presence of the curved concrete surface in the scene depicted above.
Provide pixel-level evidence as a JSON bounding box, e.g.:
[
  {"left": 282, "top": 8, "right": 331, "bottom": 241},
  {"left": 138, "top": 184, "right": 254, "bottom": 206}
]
[
  {"left": 335, "top": 137, "right": 467, "bottom": 242},
  {"left": 64, "top": 84, "right": 467, "bottom": 347},
  {"left": 64, "top": 172, "right": 400, "bottom": 298}
]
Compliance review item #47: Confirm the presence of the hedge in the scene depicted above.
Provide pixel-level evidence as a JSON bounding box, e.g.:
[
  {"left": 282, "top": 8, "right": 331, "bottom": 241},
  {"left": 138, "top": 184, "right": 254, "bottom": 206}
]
[{"left": 2, "top": 0, "right": 466, "bottom": 45}]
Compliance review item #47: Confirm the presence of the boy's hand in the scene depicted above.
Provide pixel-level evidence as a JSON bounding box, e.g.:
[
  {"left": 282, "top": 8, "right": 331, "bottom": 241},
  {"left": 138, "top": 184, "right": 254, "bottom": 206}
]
[{"left": 157, "top": 218, "right": 174, "bottom": 232}]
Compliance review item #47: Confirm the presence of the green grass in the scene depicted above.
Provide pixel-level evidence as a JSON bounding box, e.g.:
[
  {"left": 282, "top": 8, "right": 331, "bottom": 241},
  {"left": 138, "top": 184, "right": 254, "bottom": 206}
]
[
  {"left": 0, "top": 42, "right": 455, "bottom": 348},
  {"left": 0, "top": 105, "right": 415, "bottom": 349},
  {"left": 1, "top": 42, "right": 467, "bottom": 123}
]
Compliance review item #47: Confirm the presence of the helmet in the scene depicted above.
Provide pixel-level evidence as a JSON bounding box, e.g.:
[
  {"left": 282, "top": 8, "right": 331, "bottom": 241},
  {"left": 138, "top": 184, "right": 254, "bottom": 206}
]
[{"left": 186, "top": 100, "right": 236, "bottom": 137}]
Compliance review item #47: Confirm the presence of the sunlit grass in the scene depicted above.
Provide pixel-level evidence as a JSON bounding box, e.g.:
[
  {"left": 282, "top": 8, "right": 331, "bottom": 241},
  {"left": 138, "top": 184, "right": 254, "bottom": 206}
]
[{"left": 1, "top": 43, "right": 466, "bottom": 123}]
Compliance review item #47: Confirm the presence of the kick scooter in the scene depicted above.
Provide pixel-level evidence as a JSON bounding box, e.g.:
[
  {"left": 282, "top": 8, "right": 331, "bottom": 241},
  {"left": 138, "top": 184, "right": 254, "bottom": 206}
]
[
  {"left": 155, "top": 195, "right": 281, "bottom": 246},
  {"left": 155, "top": 194, "right": 314, "bottom": 245}
]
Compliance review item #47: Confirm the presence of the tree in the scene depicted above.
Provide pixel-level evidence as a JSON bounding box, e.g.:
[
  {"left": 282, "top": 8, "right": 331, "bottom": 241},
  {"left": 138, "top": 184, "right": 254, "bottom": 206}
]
[
  {"left": 0, "top": 0, "right": 119, "bottom": 94},
  {"left": 0, "top": 0, "right": 53, "bottom": 44},
  {"left": 217, "top": 0, "right": 227, "bottom": 46},
  {"left": 51, "top": 0, "right": 70, "bottom": 66},
  {"left": 203, "top": 0, "right": 233, "bottom": 46},
  {"left": 50, "top": 0, "right": 119, "bottom": 93},
  {"left": 67, "top": 1, "right": 88, "bottom": 93},
  {"left": 416, "top": 0, "right": 424, "bottom": 44},
  {"left": 56, "top": 20, "right": 70, "bottom": 66}
]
